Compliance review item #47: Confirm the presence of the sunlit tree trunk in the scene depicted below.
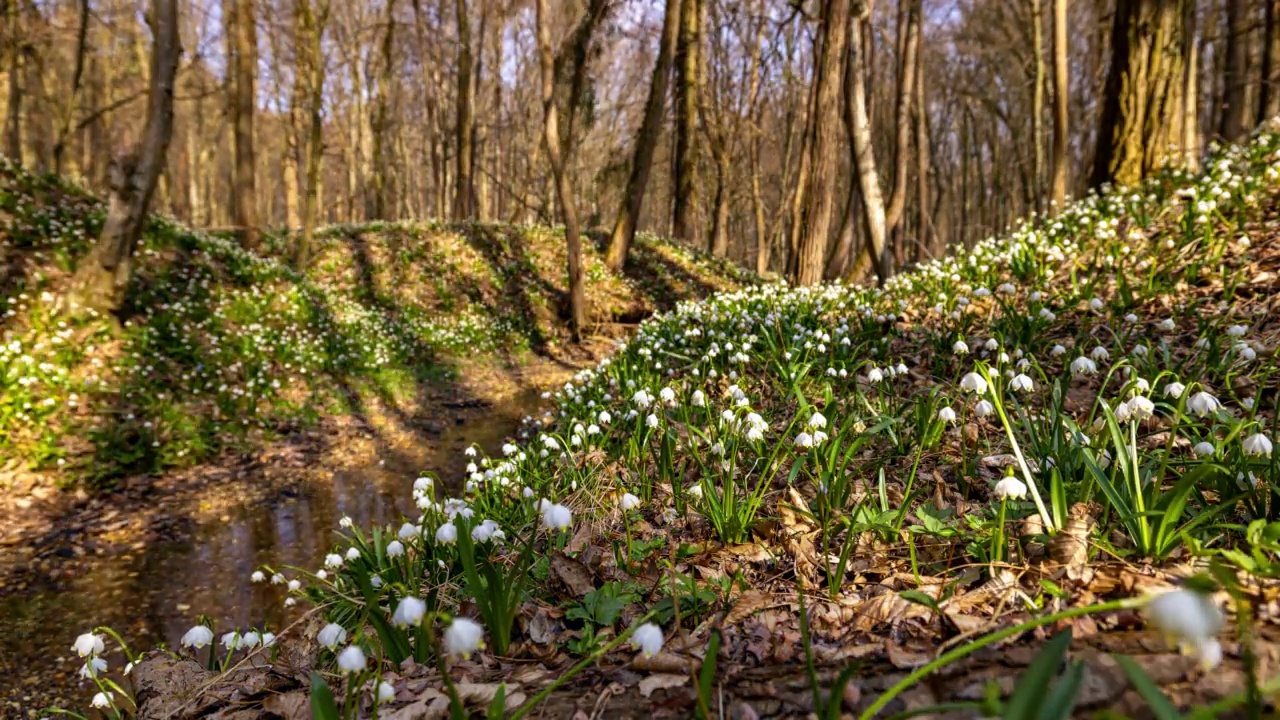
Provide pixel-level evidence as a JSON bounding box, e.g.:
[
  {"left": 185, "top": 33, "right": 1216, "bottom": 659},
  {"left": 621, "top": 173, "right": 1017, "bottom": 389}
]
[
  {"left": 671, "top": 0, "right": 701, "bottom": 244},
  {"left": 847, "top": 7, "right": 890, "bottom": 283},
  {"left": 1093, "top": 0, "right": 1188, "bottom": 187},
  {"left": 1182, "top": 0, "right": 1201, "bottom": 170},
  {"left": 453, "top": 0, "right": 475, "bottom": 219},
  {"left": 1050, "top": 0, "right": 1068, "bottom": 209},
  {"left": 70, "top": 0, "right": 179, "bottom": 313},
  {"left": 606, "top": 0, "right": 681, "bottom": 271},
  {"left": 226, "top": 0, "right": 259, "bottom": 248},
  {"left": 371, "top": 0, "right": 397, "bottom": 220},
  {"left": 1030, "top": 0, "right": 1044, "bottom": 214},
  {"left": 295, "top": 0, "right": 327, "bottom": 269},
  {"left": 884, "top": 0, "right": 919, "bottom": 236},
  {"left": 792, "top": 0, "right": 850, "bottom": 286}
]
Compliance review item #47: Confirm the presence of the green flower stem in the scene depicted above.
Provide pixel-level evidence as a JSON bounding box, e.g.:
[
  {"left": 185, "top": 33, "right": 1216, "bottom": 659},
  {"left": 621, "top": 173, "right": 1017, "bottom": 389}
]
[
  {"left": 509, "top": 613, "right": 656, "bottom": 720},
  {"left": 857, "top": 597, "right": 1143, "bottom": 720},
  {"left": 982, "top": 365, "right": 1055, "bottom": 533}
]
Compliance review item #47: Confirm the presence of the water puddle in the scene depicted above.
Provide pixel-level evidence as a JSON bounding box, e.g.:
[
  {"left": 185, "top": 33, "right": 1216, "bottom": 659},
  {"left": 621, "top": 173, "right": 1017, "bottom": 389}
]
[{"left": 0, "top": 388, "right": 547, "bottom": 713}]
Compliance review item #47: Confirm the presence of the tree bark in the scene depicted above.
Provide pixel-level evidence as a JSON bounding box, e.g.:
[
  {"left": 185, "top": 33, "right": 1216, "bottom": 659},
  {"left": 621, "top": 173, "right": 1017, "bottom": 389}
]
[
  {"left": 51, "top": 0, "right": 90, "bottom": 175},
  {"left": 1261, "top": 0, "right": 1280, "bottom": 123},
  {"left": 4, "top": 0, "right": 23, "bottom": 161},
  {"left": 453, "top": 0, "right": 475, "bottom": 219},
  {"left": 883, "top": 0, "right": 919, "bottom": 237},
  {"left": 1050, "top": 0, "right": 1068, "bottom": 209},
  {"left": 1182, "top": 0, "right": 1200, "bottom": 170},
  {"left": 226, "top": 0, "right": 259, "bottom": 248},
  {"left": 1092, "top": 0, "right": 1188, "bottom": 188},
  {"left": 606, "top": 0, "right": 681, "bottom": 271},
  {"left": 671, "top": 0, "right": 701, "bottom": 244},
  {"left": 846, "top": 7, "right": 890, "bottom": 283},
  {"left": 70, "top": 0, "right": 180, "bottom": 313},
  {"left": 1217, "top": 0, "right": 1247, "bottom": 142},
  {"left": 792, "top": 0, "right": 850, "bottom": 286},
  {"left": 295, "top": 0, "right": 327, "bottom": 269},
  {"left": 1030, "top": 0, "right": 1045, "bottom": 214},
  {"left": 371, "top": 0, "right": 397, "bottom": 220}
]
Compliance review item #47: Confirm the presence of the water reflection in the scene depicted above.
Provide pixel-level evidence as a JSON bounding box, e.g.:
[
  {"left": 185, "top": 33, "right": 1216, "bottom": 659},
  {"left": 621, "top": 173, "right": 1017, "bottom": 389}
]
[{"left": 0, "top": 389, "right": 545, "bottom": 714}]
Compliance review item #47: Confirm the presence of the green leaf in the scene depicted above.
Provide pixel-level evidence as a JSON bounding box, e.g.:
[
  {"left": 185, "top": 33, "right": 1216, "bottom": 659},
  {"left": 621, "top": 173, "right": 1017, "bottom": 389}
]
[
  {"left": 1037, "top": 660, "right": 1086, "bottom": 720},
  {"left": 309, "top": 672, "right": 342, "bottom": 720},
  {"left": 898, "top": 590, "right": 940, "bottom": 613},
  {"left": 1114, "top": 655, "right": 1181, "bottom": 720},
  {"left": 1004, "top": 629, "right": 1072, "bottom": 720},
  {"left": 487, "top": 683, "right": 507, "bottom": 719}
]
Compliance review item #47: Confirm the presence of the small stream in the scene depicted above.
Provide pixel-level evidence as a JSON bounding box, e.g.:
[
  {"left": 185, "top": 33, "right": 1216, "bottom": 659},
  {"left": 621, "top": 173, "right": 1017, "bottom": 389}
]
[{"left": 0, "top": 389, "right": 547, "bottom": 714}]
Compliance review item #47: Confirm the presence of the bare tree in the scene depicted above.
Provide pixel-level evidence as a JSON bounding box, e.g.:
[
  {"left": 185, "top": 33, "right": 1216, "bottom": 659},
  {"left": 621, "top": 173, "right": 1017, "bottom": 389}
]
[
  {"left": 1218, "top": 0, "right": 1247, "bottom": 142},
  {"left": 606, "top": 0, "right": 681, "bottom": 272},
  {"left": 1261, "top": 0, "right": 1280, "bottom": 123},
  {"left": 70, "top": 0, "right": 180, "bottom": 312},
  {"left": 294, "top": 0, "right": 330, "bottom": 269},
  {"left": 454, "top": 0, "right": 475, "bottom": 219},
  {"left": 1049, "top": 0, "right": 1068, "bottom": 209},
  {"left": 226, "top": 0, "right": 260, "bottom": 248},
  {"left": 671, "top": 0, "right": 701, "bottom": 243},
  {"left": 847, "top": 3, "right": 890, "bottom": 283}
]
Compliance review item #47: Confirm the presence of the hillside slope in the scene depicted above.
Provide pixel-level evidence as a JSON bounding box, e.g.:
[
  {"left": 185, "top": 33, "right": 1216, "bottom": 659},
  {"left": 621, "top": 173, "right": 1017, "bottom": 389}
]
[
  {"left": 101, "top": 130, "right": 1280, "bottom": 719},
  {"left": 0, "top": 159, "right": 751, "bottom": 488}
]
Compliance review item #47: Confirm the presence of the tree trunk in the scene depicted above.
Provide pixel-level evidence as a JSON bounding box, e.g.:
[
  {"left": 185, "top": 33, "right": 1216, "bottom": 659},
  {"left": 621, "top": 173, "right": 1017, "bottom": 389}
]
[
  {"left": 226, "top": 0, "right": 259, "bottom": 248},
  {"left": 1092, "top": 0, "right": 1188, "bottom": 187},
  {"left": 51, "top": 0, "right": 90, "bottom": 175},
  {"left": 671, "top": 0, "right": 701, "bottom": 244},
  {"left": 372, "top": 0, "right": 397, "bottom": 220},
  {"left": 4, "top": 0, "right": 22, "bottom": 161},
  {"left": 913, "top": 22, "right": 933, "bottom": 262},
  {"left": 70, "top": 0, "right": 179, "bottom": 313},
  {"left": 1261, "top": 0, "right": 1280, "bottom": 123},
  {"left": 295, "top": 0, "right": 327, "bottom": 269},
  {"left": 1050, "top": 0, "right": 1069, "bottom": 209},
  {"left": 1030, "top": 0, "right": 1045, "bottom": 214},
  {"left": 453, "top": 0, "right": 475, "bottom": 219},
  {"left": 1182, "top": 0, "right": 1201, "bottom": 170},
  {"left": 792, "top": 0, "right": 850, "bottom": 286},
  {"left": 605, "top": 0, "right": 681, "bottom": 271},
  {"left": 883, "top": 0, "right": 919, "bottom": 237},
  {"left": 1218, "top": 0, "right": 1247, "bottom": 142},
  {"left": 846, "top": 9, "right": 890, "bottom": 283},
  {"left": 708, "top": 151, "right": 730, "bottom": 257}
]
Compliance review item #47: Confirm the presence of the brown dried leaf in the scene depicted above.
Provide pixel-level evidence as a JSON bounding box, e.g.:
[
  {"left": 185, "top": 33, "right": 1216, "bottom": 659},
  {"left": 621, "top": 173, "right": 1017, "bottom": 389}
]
[
  {"left": 550, "top": 550, "right": 595, "bottom": 598},
  {"left": 638, "top": 673, "right": 690, "bottom": 698},
  {"left": 724, "top": 590, "right": 773, "bottom": 627}
]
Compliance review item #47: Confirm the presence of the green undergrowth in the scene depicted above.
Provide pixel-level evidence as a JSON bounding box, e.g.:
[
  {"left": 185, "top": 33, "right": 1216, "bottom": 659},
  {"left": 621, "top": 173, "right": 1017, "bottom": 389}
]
[{"left": 0, "top": 158, "right": 750, "bottom": 488}]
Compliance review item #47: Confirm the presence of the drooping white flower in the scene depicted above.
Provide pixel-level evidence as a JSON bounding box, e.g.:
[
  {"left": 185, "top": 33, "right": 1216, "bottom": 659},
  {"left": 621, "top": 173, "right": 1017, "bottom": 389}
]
[
  {"left": 960, "top": 372, "right": 988, "bottom": 394},
  {"left": 1159, "top": 318, "right": 1176, "bottom": 331},
  {"left": 251, "top": 571, "right": 265, "bottom": 583},
  {"left": 867, "top": 367, "right": 884, "bottom": 384},
  {"left": 317, "top": 623, "right": 348, "bottom": 651},
  {"left": 435, "top": 522, "right": 458, "bottom": 544},
  {"left": 1010, "top": 374, "right": 1034, "bottom": 392},
  {"left": 238, "top": 631, "right": 261, "bottom": 649},
  {"left": 974, "top": 400, "right": 995, "bottom": 417},
  {"left": 392, "top": 597, "right": 427, "bottom": 628},
  {"left": 1127, "top": 396, "right": 1155, "bottom": 421},
  {"left": 632, "top": 622, "right": 664, "bottom": 658},
  {"left": 794, "top": 432, "right": 814, "bottom": 449},
  {"left": 809, "top": 411, "right": 828, "bottom": 429},
  {"left": 1050, "top": 344, "right": 1067, "bottom": 357},
  {"left": 1193, "top": 441, "right": 1216, "bottom": 458},
  {"left": 181, "top": 625, "right": 214, "bottom": 649},
  {"left": 443, "top": 618, "right": 485, "bottom": 658},
  {"left": 73, "top": 633, "right": 105, "bottom": 658},
  {"left": 1164, "top": 382, "right": 1186, "bottom": 399},
  {"left": 1070, "top": 357, "right": 1098, "bottom": 376},
  {"left": 337, "top": 645, "right": 367, "bottom": 674},
  {"left": 1227, "top": 324, "right": 1248, "bottom": 337},
  {"left": 1243, "top": 433, "right": 1273, "bottom": 458},
  {"left": 91, "top": 692, "right": 115, "bottom": 709},
  {"left": 953, "top": 340, "right": 970, "bottom": 355},
  {"left": 386, "top": 540, "right": 405, "bottom": 558},
  {"left": 541, "top": 502, "right": 572, "bottom": 530},
  {"left": 1090, "top": 345, "right": 1110, "bottom": 361},
  {"left": 620, "top": 492, "right": 641, "bottom": 511},
  {"left": 938, "top": 406, "right": 957, "bottom": 423},
  {"left": 377, "top": 680, "right": 396, "bottom": 703},
  {"left": 1144, "top": 588, "right": 1224, "bottom": 669},
  {"left": 324, "top": 553, "right": 343, "bottom": 569},
  {"left": 994, "top": 476, "right": 1028, "bottom": 500},
  {"left": 1089, "top": 297, "right": 1104, "bottom": 311},
  {"left": 80, "top": 656, "right": 107, "bottom": 678},
  {"left": 1187, "top": 391, "right": 1221, "bottom": 417}
]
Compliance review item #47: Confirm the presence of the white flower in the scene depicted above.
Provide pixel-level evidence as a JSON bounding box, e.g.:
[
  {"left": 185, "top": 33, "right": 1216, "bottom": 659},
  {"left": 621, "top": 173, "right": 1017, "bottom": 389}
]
[
  {"left": 73, "top": 633, "right": 105, "bottom": 657},
  {"left": 620, "top": 493, "right": 641, "bottom": 511},
  {"left": 974, "top": 400, "right": 995, "bottom": 417},
  {"left": 435, "top": 522, "right": 458, "bottom": 544},
  {"left": 984, "top": 338, "right": 999, "bottom": 352},
  {"left": 809, "top": 411, "right": 827, "bottom": 429},
  {"left": 1164, "top": 382, "right": 1186, "bottom": 399},
  {"left": 1010, "top": 374, "right": 1034, "bottom": 392},
  {"left": 1187, "top": 391, "right": 1221, "bottom": 417},
  {"left": 994, "top": 476, "right": 1028, "bottom": 500},
  {"left": 1070, "top": 357, "right": 1097, "bottom": 376},
  {"left": 1128, "top": 396, "right": 1155, "bottom": 421},
  {"left": 288, "top": 579, "right": 302, "bottom": 592},
  {"left": 317, "top": 623, "right": 348, "bottom": 650},
  {"left": 91, "top": 692, "right": 115, "bottom": 709},
  {"left": 222, "top": 631, "right": 241, "bottom": 650},
  {"left": 238, "top": 631, "right": 261, "bottom": 649},
  {"left": 1050, "top": 344, "right": 1067, "bottom": 357},
  {"left": 794, "top": 432, "right": 814, "bottom": 448},
  {"left": 325, "top": 553, "right": 343, "bottom": 569},
  {"left": 1144, "top": 588, "right": 1224, "bottom": 669},
  {"left": 1089, "top": 297, "right": 1104, "bottom": 311},
  {"left": 181, "top": 625, "right": 214, "bottom": 649},
  {"left": 443, "top": 618, "right": 485, "bottom": 658},
  {"left": 541, "top": 502, "right": 572, "bottom": 530},
  {"left": 867, "top": 367, "right": 884, "bottom": 383},
  {"left": 953, "top": 340, "right": 970, "bottom": 354},
  {"left": 660, "top": 387, "right": 677, "bottom": 406},
  {"left": 392, "top": 597, "right": 427, "bottom": 628},
  {"left": 378, "top": 680, "right": 396, "bottom": 703},
  {"left": 632, "top": 622, "right": 664, "bottom": 658},
  {"left": 262, "top": 633, "right": 276, "bottom": 647},
  {"left": 1227, "top": 325, "right": 1247, "bottom": 337},
  {"left": 251, "top": 570, "right": 265, "bottom": 583},
  {"left": 1090, "top": 345, "right": 1110, "bottom": 361},
  {"left": 386, "top": 540, "right": 405, "bottom": 558},
  {"left": 1243, "top": 433, "right": 1273, "bottom": 457},
  {"left": 938, "top": 406, "right": 957, "bottom": 423},
  {"left": 80, "top": 656, "right": 107, "bottom": 678},
  {"left": 1193, "top": 441, "right": 1216, "bottom": 458},
  {"left": 1160, "top": 318, "right": 1176, "bottom": 331},
  {"left": 960, "top": 372, "right": 988, "bottom": 394},
  {"left": 471, "top": 519, "right": 503, "bottom": 543},
  {"left": 337, "top": 645, "right": 367, "bottom": 674},
  {"left": 688, "top": 484, "right": 704, "bottom": 499}
]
